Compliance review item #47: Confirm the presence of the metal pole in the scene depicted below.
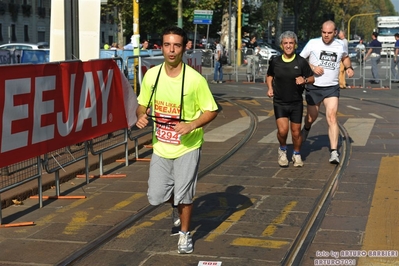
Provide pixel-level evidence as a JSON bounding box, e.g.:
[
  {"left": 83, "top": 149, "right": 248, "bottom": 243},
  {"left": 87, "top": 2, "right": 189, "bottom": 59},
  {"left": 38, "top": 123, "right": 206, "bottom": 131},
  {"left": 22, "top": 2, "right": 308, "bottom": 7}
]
[
  {"left": 133, "top": 0, "right": 139, "bottom": 94},
  {"left": 347, "top": 12, "right": 379, "bottom": 40},
  {"left": 228, "top": 0, "right": 232, "bottom": 65},
  {"left": 178, "top": 0, "right": 183, "bottom": 28},
  {"left": 237, "top": 0, "right": 242, "bottom": 66}
]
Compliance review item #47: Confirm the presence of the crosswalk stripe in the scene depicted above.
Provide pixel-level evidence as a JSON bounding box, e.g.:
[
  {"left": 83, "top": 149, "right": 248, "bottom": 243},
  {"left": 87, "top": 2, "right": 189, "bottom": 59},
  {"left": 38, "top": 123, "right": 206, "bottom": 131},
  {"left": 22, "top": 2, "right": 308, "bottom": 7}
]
[
  {"left": 258, "top": 118, "right": 322, "bottom": 144},
  {"left": 205, "top": 116, "right": 269, "bottom": 142},
  {"left": 343, "top": 118, "right": 376, "bottom": 146}
]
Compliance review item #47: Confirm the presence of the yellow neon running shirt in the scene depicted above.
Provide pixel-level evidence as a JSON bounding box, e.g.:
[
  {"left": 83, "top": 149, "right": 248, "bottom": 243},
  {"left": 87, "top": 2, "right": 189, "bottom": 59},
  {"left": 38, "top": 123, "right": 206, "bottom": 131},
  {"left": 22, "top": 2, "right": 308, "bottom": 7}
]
[{"left": 138, "top": 64, "right": 218, "bottom": 158}]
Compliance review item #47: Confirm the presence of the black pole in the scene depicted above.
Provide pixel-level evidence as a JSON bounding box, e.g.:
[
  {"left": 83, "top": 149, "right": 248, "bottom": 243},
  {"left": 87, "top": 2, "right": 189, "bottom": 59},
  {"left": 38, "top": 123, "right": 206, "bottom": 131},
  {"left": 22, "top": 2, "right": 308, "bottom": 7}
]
[{"left": 64, "top": 0, "right": 79, "bottom": 60}]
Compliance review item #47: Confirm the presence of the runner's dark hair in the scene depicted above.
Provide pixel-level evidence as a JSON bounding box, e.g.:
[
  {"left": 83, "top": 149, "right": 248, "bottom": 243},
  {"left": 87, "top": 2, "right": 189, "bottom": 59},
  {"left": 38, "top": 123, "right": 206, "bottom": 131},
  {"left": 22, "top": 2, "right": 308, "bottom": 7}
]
[{"left": 161, "top": 26, "right": 188, "bottom": 49}]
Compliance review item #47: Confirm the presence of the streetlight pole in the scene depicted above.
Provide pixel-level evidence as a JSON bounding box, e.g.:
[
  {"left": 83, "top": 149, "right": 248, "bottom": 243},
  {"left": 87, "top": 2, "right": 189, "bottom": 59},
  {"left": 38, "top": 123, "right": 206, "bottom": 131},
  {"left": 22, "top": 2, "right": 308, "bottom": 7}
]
[
  {"left": 228, "top": 0, "right": 231, "bottom": 65},
  {"left": 347, "top": 12, "right": 379, "bottom": 40},
  {"left": 237, "top": 0, "right": 242, "bottom": 66}
]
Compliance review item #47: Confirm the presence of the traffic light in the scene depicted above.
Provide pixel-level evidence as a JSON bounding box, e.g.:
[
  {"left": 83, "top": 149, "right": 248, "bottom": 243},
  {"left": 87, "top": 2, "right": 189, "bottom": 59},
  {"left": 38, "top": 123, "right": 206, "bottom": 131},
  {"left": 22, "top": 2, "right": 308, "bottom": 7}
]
[{"left": 242, "top": 13, "right": 249, "bottom": 26}]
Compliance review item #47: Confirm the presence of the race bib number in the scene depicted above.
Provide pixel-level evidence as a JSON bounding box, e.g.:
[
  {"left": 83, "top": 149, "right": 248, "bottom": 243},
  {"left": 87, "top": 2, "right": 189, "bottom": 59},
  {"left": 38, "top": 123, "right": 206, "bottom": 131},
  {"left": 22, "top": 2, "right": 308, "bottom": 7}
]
[
  {"left": 155, "top": 113, "right": 181, "bottom": 144},
  {"left": 319, "top": 51, "right": 338, "bottom": 70}
]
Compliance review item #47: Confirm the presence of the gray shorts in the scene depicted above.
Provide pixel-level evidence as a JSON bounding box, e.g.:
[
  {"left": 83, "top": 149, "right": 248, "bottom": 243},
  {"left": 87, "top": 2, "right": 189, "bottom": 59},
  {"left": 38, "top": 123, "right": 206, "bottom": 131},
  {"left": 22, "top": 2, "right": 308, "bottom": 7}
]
[
  {"left": 305, "top": 84, "right": 340, "bottom": 105},
  {"left": 147, "top": 149, "right": 201, "bottom": 206}
]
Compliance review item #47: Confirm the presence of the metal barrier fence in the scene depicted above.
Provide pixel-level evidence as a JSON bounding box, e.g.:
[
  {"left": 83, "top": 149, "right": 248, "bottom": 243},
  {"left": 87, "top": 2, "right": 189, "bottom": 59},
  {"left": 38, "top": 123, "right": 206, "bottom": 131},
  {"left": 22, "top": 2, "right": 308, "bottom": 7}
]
[
  {"left": 89, "top": 129, "right": 129, "bottom": 176},
  {"left": 0, "top": 157, "right": 43, "bottom": 226},
  {"left": 346, "top": 46, "right": 397, "bottom": 89},
  {"left": 43, "top": 143, "right": 90, "bottom": 198}
]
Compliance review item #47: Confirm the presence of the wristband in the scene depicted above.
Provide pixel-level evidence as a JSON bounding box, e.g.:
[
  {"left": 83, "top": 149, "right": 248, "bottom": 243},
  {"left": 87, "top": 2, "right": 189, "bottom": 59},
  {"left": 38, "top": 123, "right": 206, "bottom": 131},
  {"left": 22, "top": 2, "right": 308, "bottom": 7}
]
[{"left": 345, "top": 66, "right": 353, "bottom": 71}]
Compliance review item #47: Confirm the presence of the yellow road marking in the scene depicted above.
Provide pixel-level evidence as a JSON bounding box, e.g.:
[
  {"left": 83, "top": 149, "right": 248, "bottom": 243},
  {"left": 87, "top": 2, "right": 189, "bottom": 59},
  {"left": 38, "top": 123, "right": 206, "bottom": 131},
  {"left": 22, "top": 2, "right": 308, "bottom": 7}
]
[
  {"left": 63, "top": 211, "right": 88, "bottom": 235},
  {"left": 35, "top": 194, "right": 94, "bottom": 226},
  {"left": 231, "top": 238, "right": 290, "bottom": 249},
  {"left": 60, "top": 193, "right": 145, "bottom": 235},
  {"left": 218, "top": 101, "right": 234, "bottom": 106},
  {"left": 260, "top": 108, "right": 274, "bottom": 117},
  {"left": 109, "top": 193, "right": 145, "bottom": 211},
  {"left": 336, "top": 111, "right": 354, "bottom": 117},
  {"left": 239, "top": 110, "right": 247, "bottom": 117},
  {"left": 204, "top": 198, "right": 256, "bottom": 242},
  {"left": 230, "top": 201, "right": 297, "bottom": 248},
  {"left": 358, "top": 156, "right": 399, "bottom": 265},
  {"left": 118, "top": 221, "right": 154, "bottom": 238},
  {"left": 262, "top": 201, "right": 297, "bottom": 237},
  {"left": 238, "top": 99, "right": 261, "bottom": 106}
]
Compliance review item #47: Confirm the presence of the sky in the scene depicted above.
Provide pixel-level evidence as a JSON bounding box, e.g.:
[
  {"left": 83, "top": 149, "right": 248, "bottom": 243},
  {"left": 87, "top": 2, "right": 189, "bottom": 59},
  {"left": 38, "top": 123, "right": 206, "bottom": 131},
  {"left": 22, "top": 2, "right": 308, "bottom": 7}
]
[{"left": 394, "top": 0, "right": 399, "bottom": 13}]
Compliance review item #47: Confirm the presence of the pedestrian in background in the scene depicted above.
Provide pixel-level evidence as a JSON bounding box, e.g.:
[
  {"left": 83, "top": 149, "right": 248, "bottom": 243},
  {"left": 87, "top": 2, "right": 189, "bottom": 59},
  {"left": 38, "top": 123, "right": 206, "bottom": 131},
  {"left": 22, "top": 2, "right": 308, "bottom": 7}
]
[
  {"left": 338, "top": 29, "right": 349, "bottom": 89},
  {"left": 141, "top": 39, "right": 149, "bottom": 50},
  {"left": 135, "top": 26, "right": 218, "bottom": 254},
  {"left": 391, "top": 33, "right": 399, "bottom": 83},
  {"left": 299, "top": 20, "right": 354, "bottom": 164},
  {"left": 364, "top": 32, "right": 382, "bottom": 84},
  {"left": 201, "top": 35, "right": 207, "bottom": 47},
  {"left": 186, "top": 39, "right": 193, "bottom": 50},
  {"left": 211, "top": 39, "right": 224, "bottom": 84},
  {"left": 245, "top": 35, "right": 260, "bottom": 81},
  {"left": 267, "top": 31, "right": 314, "bottom": 167},
  {"left": 355, "top": 39, "right": 366, "bottom": 63}
]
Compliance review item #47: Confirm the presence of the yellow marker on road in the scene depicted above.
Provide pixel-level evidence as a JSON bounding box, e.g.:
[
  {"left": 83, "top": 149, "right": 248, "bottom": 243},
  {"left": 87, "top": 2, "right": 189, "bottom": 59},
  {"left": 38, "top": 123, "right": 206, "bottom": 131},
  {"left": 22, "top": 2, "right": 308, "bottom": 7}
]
[
  {"left": 231, "top": 201, "right": 297, "bottom": 249},
  {"left": 358, "top": 156, "right": 399, "bottom": 265}
]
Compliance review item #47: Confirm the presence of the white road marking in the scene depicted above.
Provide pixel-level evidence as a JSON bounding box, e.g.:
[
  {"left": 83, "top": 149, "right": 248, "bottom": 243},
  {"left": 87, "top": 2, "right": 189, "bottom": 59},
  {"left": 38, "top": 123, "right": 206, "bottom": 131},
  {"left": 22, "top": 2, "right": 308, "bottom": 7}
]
[
  {"left": 205, "top": 116, "right": 269, "bottom": 142},
  {"left": 369, "top": 113, "right": 383, "bottom": 119},
  {"left": 343, "top": 118, "right": 376, "bottom": 146},
  {"left": 347, "top": 105, "right": 361, "bottom": 110}
]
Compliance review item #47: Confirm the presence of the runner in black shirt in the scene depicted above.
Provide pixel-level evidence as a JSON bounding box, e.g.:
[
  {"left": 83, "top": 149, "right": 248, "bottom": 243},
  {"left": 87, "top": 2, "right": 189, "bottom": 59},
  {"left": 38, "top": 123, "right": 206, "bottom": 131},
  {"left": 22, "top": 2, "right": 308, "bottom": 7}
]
[{"left": 266, "top": 31, "right": 314, "bottom": 167}]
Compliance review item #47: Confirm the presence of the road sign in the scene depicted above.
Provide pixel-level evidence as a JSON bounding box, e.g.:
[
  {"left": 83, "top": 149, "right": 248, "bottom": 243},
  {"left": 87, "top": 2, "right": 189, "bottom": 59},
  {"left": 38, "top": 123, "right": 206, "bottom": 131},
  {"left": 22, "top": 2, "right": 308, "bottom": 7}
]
[
  {"left": 194, "top": 10, "right": 213, "bottom": 15},
  {"left": 194, "top": 10, "right": 213, "bottom": 25}
]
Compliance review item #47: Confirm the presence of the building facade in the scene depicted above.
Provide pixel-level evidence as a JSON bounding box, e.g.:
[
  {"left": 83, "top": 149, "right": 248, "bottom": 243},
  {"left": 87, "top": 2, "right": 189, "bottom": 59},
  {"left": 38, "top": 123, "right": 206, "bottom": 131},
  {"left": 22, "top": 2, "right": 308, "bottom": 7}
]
[
  {"left": 0, "top": 0, "right": 117, "bottom": 49},
  {"left": 0, "top": 0, "right": 51, "bottom": 45}
]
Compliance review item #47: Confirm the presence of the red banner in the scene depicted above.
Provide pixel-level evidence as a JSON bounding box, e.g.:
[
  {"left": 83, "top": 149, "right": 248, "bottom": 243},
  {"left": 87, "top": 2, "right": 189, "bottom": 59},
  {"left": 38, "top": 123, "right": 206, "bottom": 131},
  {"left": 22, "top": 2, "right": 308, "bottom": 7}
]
[{"left": 0, "top": 59, "right": 136, "bottom": 168}]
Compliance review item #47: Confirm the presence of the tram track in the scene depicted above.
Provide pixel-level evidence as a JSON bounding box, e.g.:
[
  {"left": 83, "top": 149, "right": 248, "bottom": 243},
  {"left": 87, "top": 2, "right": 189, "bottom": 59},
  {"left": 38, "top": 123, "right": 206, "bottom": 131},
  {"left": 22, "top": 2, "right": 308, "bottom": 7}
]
[{"left": 57, "top": 96, "right": 351, "bottom": 266}]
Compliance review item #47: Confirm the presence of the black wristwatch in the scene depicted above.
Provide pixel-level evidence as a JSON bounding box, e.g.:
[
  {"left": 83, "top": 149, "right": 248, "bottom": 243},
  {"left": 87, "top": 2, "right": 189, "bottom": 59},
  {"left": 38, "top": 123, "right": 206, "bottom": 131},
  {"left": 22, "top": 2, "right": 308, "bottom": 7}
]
[{"left": 304, "top": 77, "right": 308, "bottom": 84}]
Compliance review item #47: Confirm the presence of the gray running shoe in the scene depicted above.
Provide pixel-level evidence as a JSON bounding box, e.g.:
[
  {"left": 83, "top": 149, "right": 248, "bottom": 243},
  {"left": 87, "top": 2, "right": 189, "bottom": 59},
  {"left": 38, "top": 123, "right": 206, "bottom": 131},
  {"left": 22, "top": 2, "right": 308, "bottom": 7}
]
[
  {"left": 172, "top": 206, "right": 181, "bottom": 227},
  {"left": 301, "top": 127, "right": 310, "bottom": 143},
  {"left": 292, "top": 154, "right": 304, "bottom": 167},
  {"left": 278, "top": 148, "right": 289, "bottom": 167},
  {"left": 210, "top": 80, "right": 217, "bottom": 84},
  {"left": 177, "top": 231, "right": 193, "bottom": 254},
  {"left": 329, "top": 151, "right": 340, "bottom": 164}
]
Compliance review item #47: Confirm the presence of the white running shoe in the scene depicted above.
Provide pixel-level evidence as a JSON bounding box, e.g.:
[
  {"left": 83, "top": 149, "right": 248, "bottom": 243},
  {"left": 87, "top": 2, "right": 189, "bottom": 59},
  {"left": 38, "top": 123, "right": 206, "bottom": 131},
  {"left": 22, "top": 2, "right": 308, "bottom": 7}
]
[
  {"left": 278, "top": 148, "right": 289, "bottom": 167},
  {"left": 177, "top": 231, "right": 193, "bottom": 254},
  {"left": 329, "top": 151, "right": 340, "bottom": 164},
  {"left": 292, "top": 154, "right": 304, "bottom": 167}
]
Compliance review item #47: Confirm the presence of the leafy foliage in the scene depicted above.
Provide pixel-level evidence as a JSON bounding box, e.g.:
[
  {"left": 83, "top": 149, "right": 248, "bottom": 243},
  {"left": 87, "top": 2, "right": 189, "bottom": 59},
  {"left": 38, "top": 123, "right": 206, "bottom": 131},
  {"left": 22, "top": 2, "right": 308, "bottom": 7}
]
[{"left": 102, "top": 0, "right": 398, "bottom": 44}]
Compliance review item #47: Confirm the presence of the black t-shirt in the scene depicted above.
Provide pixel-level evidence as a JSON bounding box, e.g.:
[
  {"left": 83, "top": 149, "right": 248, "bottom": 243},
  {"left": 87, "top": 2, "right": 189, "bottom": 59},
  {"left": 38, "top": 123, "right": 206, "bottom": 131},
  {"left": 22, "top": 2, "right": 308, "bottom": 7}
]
[
  {"left": 267, "top": 55, "right": 313, "bottom": 104},
  {"left": 246, "top": 41, "right": 258, "bottom": 55}
]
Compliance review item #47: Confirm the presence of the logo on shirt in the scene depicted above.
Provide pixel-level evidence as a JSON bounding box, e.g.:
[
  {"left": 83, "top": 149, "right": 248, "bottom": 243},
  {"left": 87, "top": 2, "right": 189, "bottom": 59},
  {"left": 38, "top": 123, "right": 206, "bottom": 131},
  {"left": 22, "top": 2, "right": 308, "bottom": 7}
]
[{"left": 319, "top": 50, "right": 338, "bottom": 70}]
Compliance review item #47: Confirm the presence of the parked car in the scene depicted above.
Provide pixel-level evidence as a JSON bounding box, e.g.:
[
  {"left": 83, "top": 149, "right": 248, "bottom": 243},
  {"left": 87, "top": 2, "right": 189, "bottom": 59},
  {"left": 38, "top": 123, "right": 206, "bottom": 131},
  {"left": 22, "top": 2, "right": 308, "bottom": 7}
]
[
  {"left": 348, "top": 42, "right": 361, "bottom": 63},
  {"left": 0, "top": 42, "right": 48, "bottom": 51},
  {"left": 258, "top": 44, "right": 281, "bottom": 60}
]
